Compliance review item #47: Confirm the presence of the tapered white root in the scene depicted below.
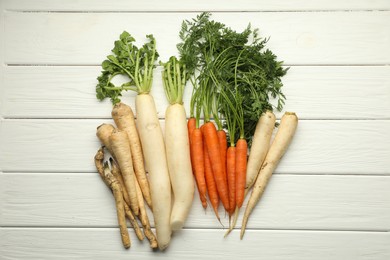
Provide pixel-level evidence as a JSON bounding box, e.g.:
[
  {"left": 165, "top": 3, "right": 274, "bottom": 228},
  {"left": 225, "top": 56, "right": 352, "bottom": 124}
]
[
  {"left": 240, "top": 112, "right": 298, "bottom": 239},
  {"left": 136, "top": 94, "right": 172, "bottom": 250},
  {"left": 165, "top": 104, "right": 195, "bottom": 231}
]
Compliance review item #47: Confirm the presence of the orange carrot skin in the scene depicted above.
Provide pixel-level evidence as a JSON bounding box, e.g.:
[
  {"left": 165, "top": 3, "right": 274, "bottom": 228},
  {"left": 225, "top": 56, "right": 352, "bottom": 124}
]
[
  {"left": 235, "top": 138, "right": 248, "bottom": 209},
  {"left": 217, "top": 130, "right": 228, "bottom": 190},
  {"left": 202, "top": 128, "right": 220, "bottom": 219},
  {"left": 188, "top": 117, "right": 196, "bottom": 174},
  {"left": 226, "top": 146, "right": 236, "bottom": 215},
  {"left": 188, "top": 117, "right": 196, "bottom": 140},
  {"left": 190, "top": 128, "right": 207, "bottom": 209},
  {"left": 203, "top": 122, "right": 230, "bottom": 211}
]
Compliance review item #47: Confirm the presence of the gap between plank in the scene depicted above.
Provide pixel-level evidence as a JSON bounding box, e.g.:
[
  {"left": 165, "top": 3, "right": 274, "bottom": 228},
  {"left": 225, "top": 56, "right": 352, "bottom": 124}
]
[
  {"left": 4, "top": 10, "right": 390, "bottom": 13},
  {"left": 5, "top": 64, "right": 390, "bottom": 67},
  {"left": 2, "top": 171, "right": 390, "bottom": 176},
  {"left": 0, "top": 226, "right": 389, "bottom": 233}
]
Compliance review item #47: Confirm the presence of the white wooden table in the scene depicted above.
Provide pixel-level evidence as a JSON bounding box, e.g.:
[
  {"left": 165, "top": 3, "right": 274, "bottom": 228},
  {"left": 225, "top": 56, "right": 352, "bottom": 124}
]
[{"left": 1, "top": 1, "right": 389, "bottom": 259}]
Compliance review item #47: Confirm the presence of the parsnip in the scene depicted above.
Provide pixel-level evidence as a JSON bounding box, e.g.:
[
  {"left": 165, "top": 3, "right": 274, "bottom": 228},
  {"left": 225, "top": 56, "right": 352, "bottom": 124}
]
[
  {"left": 245, "top": 110, "right": 276, "bottom": 192},
  {"left": 240, "top": 112, "right": 298, "bottom": 239}
]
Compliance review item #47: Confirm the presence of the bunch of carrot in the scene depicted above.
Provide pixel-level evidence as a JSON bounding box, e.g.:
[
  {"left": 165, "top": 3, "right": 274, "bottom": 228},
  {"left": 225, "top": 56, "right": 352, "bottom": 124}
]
[{"left": 179, "top": 12, "right": 299, "bottom": 238}]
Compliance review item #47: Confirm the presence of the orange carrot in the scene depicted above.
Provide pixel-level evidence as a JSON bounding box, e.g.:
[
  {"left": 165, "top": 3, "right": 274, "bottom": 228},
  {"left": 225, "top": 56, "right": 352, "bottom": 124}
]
[
  {"left": 201, "top": 125, "right": 220, "bottom": 220},
  {"left": 226, "top": 146, "right": 236, "bottom": 215},
  {"left": 217, "top": 129, "right": 228, "bottom": 192},
  {"left": 190, "top": 128, "right": 207, "bottom": 209},
  {"left": 202, "top": 122, "right": 230, "bottom": 212},
  {"left": 188, "top": 117, "right": 196, "bottom": 140},
  {"left": 188, "top": 117, "right": 196, "bottom": 174},
  {"left": 235, "top": 138, "right": 248, "bottom": 209}
]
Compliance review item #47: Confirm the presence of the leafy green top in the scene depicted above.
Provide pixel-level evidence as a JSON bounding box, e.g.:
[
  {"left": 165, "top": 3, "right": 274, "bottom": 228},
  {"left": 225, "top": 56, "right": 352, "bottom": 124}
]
[
  {"left": 177, "top": 12, "right": 288, "bottom": 146},
  {"left": 96, "top": 31, "right": 159, "bottom": 104},
  {"left": 160, "top": 56, "right": 188, "bottom": 105}
]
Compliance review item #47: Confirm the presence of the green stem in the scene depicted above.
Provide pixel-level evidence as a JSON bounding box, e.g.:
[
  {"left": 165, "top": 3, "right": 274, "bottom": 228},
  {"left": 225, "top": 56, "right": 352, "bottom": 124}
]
[{"left": 104, "top": 86, "right": 138, "bottom": 91}]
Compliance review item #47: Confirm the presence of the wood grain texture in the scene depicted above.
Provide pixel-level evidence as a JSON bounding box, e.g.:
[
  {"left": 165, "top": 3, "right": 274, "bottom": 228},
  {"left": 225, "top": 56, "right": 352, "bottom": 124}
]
[
  {"left": 1, "top": 1, "right": 390, "bottom": 258},
  {"left": 1, "top": 228, "right": 389, "bottom": 260},
  {"left": 1, "top": 119, "right": 389, "bottom": 174},
  {"left": 1, "top": 173, "right": 389, "bottom": 231},
  {"left": 4, "top": 11, "right": 390, "bottom": 65},
  {"left": 1, "top": 66, "right": 390, "bottom": 119},
  {"left": 3, "top": 0, "right": 390, "bottom": 11}
]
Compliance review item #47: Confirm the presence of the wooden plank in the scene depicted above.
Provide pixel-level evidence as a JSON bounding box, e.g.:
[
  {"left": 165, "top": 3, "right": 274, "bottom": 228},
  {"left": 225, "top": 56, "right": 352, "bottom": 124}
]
[
  {"left": 4, "top": 12, "right": 390, "bottom": 65},
  {"left": 1, "top": 228, "right": 389, "bottom": 260},
  {"left": 3, "top": 0, "right": 390, "bottom": 11},
  {"left": 1, "top": 173, "right": 389, "bottom": 231},
  {"left": 2, "top": 66, "right": 390, "bottom": 119},
  {"left": 0, "top": 119, "right": 389, "bottom": 174}
]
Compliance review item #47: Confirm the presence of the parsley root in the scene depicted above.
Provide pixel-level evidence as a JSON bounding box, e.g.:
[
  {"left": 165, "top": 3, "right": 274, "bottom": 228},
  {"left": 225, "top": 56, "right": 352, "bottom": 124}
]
[
  {"left": 103, "top": 163, "right": 131, "bottom": 249},
  {"left": 112, "top": 102, "right": 152, "bottom": 209},
  {"left": 109, "top": 129, "right": 139, "bottom": 216}
]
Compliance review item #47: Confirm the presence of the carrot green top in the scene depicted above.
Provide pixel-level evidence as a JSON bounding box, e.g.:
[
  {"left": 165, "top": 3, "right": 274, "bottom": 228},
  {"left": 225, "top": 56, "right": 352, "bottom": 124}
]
[{"left": 177, "top": 12, "right": 288, "bottom": 146}]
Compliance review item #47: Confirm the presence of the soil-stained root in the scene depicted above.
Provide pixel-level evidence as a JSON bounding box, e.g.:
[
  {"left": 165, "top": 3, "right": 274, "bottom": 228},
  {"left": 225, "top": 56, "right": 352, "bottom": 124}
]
[
  {"left": 95, "top": 148, "right": 144, "bottom": 243},
  {"left": 123, "top": 203, "right": 144, "bottom": 241},
  {"left": 110, "top": 156, "right": 157, "bottom": 248},
  {"left": 103, "top": 163, "right": 131, "bottom": 249}
]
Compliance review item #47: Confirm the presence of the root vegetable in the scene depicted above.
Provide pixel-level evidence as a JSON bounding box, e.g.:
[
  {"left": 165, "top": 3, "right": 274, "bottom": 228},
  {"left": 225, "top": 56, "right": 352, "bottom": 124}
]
[
  {"left": 136, "top": 93, "right": 172, "bottom": 250},
  {"left": 110, "top": 158, "right": 132, "bottom": 213},
  {"left": 217, "top": 129, "right": 228, "bottom": 191},
  {"left": 245, "top": 111, "right": 276, "bottom": 192},
  {"left": 96, "top": 31, "right": 172, "bottom": 249},
  {"left": 165, "top": 104, "right": 195, "bottom": 230},
  {"left": 226, "top": 146, "right": 236, "bottom": 216},
  {"left": 190, "top": 128, "right": 207, "bottom": 209},
  {"left": 135, "top": 180, "right": 158, "bottom": 249},
  {"left": 112, "top": 102, "right": 152, "bottom": 209},
  {"left": 123, "top": 203, "right": 144, "bottom": 241},
  {"left": 94, "top": 147, "right": 106, "bottom": 183},
  {"left": 103, "top": 163, "right": 131, "bottom": 249},
  {"left": 203, "top": 122, "right": 230, "bottom": 212},
  {"left": 240, "top": 112, "right": 298, "bottom": 239},
  {"left": 109, "top": 130, "right": 139, "bottom": 215},
  {"left": 235, "top": 138, "right": 248, "bottom": 209},
  {"left": 161, "top": 56, "right": 195, "bottom": 231},
  {"left": 95, "top": 148, "right": 143, "bottom": 242},
  {"left": 202, "top": 127, "right": 220, "bottom": 221},
  {"left": 96, "top": 123, "right": 115, "bottom": 154}
]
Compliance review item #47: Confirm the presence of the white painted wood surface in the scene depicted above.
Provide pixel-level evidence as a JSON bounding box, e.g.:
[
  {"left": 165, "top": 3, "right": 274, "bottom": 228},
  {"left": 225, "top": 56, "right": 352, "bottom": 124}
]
[{"left": 0, "top": 1, "right": 389, "bottom": 259}]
